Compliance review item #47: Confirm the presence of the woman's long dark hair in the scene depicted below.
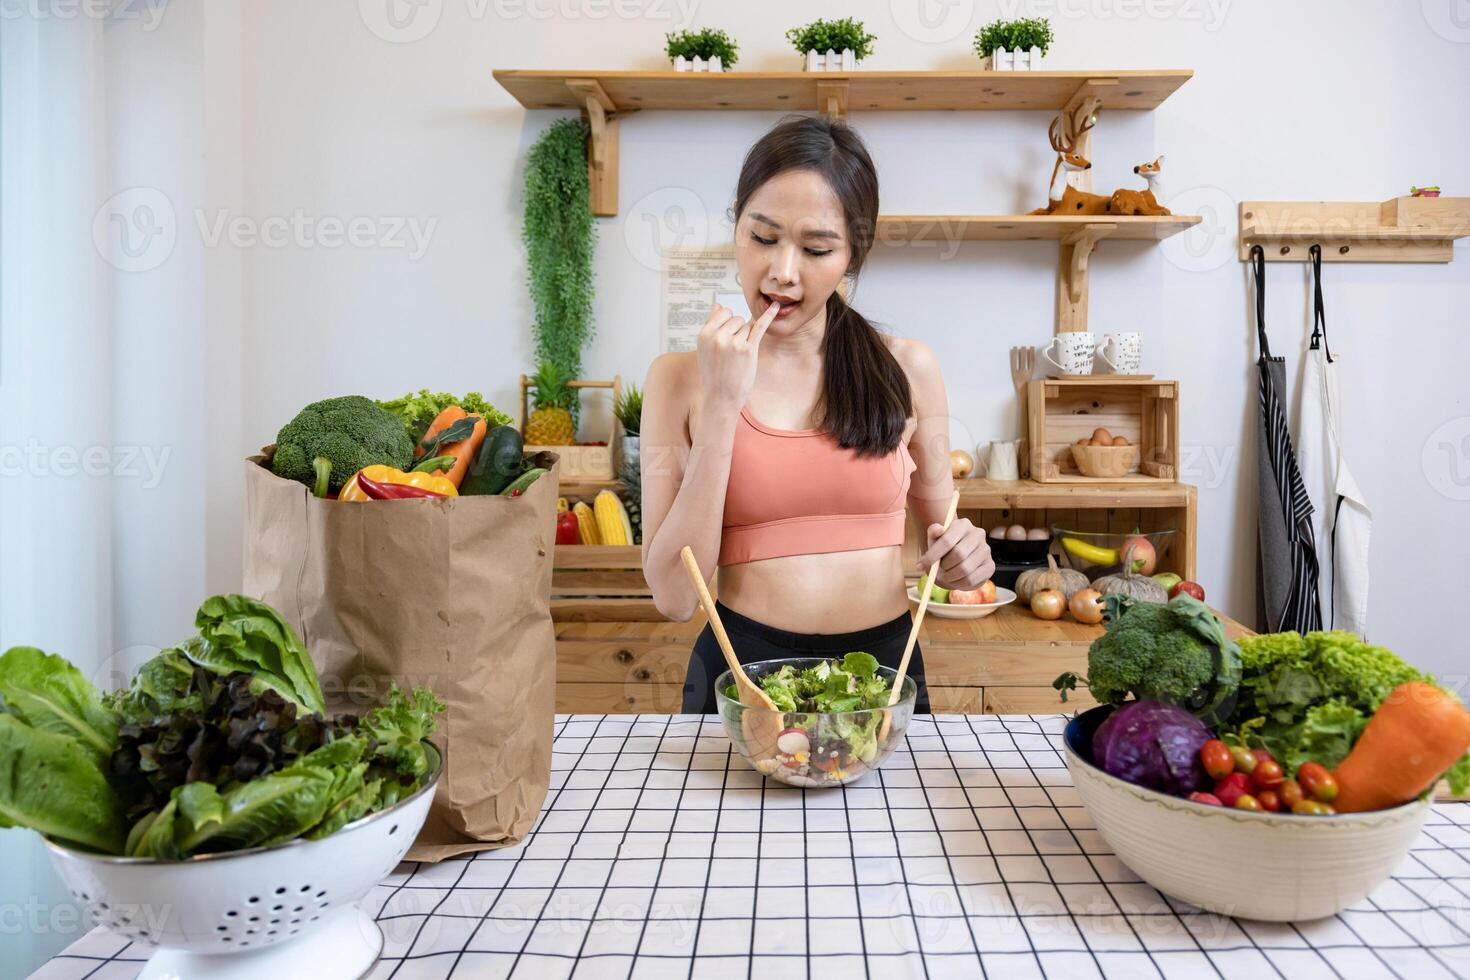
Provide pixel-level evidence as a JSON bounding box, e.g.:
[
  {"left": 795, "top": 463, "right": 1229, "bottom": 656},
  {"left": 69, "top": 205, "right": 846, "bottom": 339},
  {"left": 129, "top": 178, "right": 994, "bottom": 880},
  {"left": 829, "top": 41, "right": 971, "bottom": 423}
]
[{"left": 733, "top": 115, "right": 911, "bottom": 457}]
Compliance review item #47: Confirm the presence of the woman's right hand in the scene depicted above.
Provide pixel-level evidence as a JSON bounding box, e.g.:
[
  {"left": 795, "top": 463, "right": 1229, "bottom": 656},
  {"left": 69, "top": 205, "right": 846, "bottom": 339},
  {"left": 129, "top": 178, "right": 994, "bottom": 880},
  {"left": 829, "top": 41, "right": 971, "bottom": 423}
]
[{"left": 696, "top": 301, "right": 780, "bottom": 414}]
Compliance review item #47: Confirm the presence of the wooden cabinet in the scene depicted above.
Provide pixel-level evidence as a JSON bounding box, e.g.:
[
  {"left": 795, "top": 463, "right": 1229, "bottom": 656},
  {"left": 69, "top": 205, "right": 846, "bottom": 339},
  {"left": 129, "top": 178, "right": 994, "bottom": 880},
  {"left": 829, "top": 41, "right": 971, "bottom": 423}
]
[{"left": 549, "top": 478, "right": 1223, "bottom": 714}]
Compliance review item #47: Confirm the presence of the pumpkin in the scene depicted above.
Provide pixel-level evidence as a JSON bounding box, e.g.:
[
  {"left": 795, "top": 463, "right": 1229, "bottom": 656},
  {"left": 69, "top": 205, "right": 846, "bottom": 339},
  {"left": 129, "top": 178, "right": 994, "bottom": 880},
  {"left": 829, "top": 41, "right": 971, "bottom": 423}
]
[
  {"left": 1091, "top": 544, "right": 1169, "bottom": 604},
  {"left": 1015, "top": 554, "right": 1089, "bottom": 603}
]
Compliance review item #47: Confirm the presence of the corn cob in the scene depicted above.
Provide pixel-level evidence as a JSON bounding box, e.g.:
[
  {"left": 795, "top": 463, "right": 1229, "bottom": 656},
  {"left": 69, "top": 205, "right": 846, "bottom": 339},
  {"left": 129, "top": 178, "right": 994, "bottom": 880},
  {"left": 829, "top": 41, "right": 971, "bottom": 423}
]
[
  {"left": 594, "top": 490, "right": 629, "bottom": 546},
  {"left": 557, "top": 496, "right": 569, "bottom": 513},
  {"left": 573, "top": 501, "right": 600, "bottom": 545}
]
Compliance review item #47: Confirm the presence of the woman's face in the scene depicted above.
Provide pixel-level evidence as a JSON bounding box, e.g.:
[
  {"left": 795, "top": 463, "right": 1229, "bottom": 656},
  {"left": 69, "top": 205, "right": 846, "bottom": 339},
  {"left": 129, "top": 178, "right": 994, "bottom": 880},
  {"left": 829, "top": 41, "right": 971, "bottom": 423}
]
[{"left": 735, "top": 169, "right": 852, "bottom": 335}]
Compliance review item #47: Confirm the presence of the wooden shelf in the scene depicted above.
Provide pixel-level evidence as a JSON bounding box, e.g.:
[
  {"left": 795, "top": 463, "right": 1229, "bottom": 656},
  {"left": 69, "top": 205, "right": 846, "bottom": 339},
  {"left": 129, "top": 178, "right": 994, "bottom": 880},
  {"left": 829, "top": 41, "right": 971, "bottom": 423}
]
[
  {"left": 493, "top": 69, "right": 1193, "bottom": 113},
  {"left": 878, "top": 214, "right": 1199, "bottom": 243},
  {"left": 953, "top": 478, "right": 1193, "bottom": 509},
  {"left": 1240, "top": 197, "right": 1470, "bottom": 263}
]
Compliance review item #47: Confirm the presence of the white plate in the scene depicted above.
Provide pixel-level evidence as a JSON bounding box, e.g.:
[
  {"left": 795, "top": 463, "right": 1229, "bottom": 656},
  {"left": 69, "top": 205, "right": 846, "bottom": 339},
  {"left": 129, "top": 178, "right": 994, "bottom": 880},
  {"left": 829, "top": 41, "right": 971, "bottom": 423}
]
[{"left": 906, "top": 585, "right": 1016, "bottom": 619}]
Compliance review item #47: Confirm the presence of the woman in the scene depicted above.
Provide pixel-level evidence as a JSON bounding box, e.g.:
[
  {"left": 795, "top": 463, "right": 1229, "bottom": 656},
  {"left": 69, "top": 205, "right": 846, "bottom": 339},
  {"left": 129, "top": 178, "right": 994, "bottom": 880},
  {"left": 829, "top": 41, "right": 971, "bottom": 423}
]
[{"left": 640, "top": 115, "right": 994, "bottom": 714}]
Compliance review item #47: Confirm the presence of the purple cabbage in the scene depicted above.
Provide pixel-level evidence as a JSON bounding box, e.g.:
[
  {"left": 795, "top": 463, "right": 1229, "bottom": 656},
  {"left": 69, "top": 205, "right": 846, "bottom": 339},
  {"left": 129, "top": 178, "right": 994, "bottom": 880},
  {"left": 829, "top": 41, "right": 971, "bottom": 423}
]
[{"left": 1092, "top": 700, "right": 1212, "bottom": 797}]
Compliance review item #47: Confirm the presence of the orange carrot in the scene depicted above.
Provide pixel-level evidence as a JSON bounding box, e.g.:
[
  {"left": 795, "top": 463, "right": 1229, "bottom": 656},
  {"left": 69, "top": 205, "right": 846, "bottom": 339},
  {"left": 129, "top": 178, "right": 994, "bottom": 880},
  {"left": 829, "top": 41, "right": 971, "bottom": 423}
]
[
  {"left": 1333, "top": 681, "right": 1470, "bottom": 813},
  {"left": 415, "top": 405, "right": 488, "bottom": 488}
]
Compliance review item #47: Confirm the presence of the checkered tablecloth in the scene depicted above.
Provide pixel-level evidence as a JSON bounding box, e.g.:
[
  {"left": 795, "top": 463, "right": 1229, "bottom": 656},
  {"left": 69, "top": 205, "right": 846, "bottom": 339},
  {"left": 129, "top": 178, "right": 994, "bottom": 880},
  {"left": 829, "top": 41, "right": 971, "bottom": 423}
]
[{"left": 35, "top": 714, "right": 1470, "bottom": 979}]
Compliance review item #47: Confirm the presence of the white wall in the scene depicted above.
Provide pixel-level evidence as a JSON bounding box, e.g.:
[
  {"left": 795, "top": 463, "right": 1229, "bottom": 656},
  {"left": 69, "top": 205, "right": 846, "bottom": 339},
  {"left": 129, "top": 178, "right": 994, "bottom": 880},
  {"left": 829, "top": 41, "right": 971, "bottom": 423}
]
[{"left": 222, "top": 0, "right": 1468, "bottom": 672}]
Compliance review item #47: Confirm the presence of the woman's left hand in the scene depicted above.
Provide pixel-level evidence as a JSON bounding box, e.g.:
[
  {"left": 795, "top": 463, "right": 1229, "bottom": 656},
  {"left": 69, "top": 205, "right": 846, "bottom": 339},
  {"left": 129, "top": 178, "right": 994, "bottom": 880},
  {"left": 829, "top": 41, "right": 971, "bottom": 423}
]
[{"left": 917, "top": 517, "right": 996, "bottom": 591}]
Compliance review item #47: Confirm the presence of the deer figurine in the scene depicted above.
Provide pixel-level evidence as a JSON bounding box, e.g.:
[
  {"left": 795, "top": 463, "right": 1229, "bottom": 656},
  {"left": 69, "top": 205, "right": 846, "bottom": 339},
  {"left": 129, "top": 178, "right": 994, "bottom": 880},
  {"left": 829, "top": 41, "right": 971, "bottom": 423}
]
[
  {"left": 1030, "top": 105, "right": 1115, "bottom": 216},
  {"left": 1109, "top": 155, "right": 1172, "bottom": 216}
]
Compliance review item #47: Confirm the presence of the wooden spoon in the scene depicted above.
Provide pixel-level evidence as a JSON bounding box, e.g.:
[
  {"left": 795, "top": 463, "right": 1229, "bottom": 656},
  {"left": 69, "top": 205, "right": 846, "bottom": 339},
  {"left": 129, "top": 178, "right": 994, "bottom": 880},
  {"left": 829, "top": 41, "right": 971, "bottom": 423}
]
[
  {"left": 678, "top": 547, "right": 782, "bottom": 764},
  {"left": 881, "top": 490, "right": 961, "bottom": 741}
]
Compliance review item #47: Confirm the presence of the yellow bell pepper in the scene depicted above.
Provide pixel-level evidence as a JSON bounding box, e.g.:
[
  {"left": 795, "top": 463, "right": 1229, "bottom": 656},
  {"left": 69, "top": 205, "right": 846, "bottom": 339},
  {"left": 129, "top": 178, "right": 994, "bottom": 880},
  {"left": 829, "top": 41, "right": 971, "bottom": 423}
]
[{"left": 338, "top": 464, "right": 459, "bottom": 501}]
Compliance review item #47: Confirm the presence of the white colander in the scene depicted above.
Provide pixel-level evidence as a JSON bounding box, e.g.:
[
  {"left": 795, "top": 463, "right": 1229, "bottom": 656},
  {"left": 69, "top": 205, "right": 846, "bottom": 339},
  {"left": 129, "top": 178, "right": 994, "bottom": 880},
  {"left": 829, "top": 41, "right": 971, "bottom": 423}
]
[{"left": 44, "top": 744, "right": 441, "bottom": 980}]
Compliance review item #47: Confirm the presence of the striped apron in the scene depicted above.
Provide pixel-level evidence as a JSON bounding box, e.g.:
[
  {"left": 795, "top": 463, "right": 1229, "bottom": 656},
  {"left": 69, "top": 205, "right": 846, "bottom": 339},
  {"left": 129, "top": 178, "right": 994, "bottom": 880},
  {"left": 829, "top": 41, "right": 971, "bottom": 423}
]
[{"left": 1251, "top": 245, "right": 1323, "bottom": 634}]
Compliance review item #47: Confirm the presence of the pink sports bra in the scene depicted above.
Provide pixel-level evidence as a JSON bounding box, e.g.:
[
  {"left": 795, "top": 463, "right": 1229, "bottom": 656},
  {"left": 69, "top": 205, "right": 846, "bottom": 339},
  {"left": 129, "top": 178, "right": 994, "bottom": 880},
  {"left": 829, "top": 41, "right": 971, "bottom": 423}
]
[{"left": 718, "top": 405, "right": 916, "bottom": 566}]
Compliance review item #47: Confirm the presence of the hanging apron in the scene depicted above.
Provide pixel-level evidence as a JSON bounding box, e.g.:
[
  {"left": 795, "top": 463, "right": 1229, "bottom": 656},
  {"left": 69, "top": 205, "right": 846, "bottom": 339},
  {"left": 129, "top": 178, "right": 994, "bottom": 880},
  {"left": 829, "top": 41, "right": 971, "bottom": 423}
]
[
  {"left": 1251, "top": 246, "right": 1323, "bottom": 634},
  {"left": 1295, "top": 245, "right": 1372, "bottom": 637}
]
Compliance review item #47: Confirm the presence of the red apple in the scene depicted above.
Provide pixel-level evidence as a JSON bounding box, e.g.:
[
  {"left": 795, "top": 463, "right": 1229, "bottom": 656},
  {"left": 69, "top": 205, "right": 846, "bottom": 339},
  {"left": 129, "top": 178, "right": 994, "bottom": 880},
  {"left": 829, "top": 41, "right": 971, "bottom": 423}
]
[
  {"left": 976, "top": 579, "right": 997, "bottom": 603},
  {"left": 1122, "top": 533, "right": 1157, "bottom": 575},
  {"left": 1170, "top": 581, "right": 1205, "bottom": 602}
]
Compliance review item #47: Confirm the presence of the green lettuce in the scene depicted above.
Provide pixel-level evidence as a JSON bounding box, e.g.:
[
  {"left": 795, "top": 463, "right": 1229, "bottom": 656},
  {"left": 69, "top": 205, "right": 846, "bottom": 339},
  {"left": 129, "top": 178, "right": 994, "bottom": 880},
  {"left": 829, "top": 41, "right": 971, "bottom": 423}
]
[
  {"left": 191, "top": 595, "right": 325, "bottom": 714},
  {"left": 0, "top": 647, "right": 117, "bottom": 761},
  {"left": 361, "top": 684, "right": 445, "bottom": 782},
  {"left": 0, "top": 715, "right": 124, "bottom": 854}
]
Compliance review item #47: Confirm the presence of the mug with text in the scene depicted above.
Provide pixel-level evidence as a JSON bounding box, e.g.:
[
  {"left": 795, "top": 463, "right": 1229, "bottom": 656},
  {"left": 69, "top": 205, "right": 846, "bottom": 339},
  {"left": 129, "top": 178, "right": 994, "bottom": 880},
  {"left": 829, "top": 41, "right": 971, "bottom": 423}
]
[
  {"left": 1040, "top": 331, "right": 1096, "bottom": 376},
  {"left": 1097, "top": 332, "right": 1143, "bottom": 374}
]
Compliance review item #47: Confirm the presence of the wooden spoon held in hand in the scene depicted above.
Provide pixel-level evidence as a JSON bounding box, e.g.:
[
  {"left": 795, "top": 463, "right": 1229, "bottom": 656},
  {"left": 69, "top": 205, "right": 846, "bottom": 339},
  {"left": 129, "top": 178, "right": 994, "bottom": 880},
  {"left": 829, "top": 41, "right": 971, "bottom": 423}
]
[
  {"left": 678, "top": 547, "right": 782, "bottom": 764},
  {"left": 880, "top": 490, "right": 961, "bottom": 742}
]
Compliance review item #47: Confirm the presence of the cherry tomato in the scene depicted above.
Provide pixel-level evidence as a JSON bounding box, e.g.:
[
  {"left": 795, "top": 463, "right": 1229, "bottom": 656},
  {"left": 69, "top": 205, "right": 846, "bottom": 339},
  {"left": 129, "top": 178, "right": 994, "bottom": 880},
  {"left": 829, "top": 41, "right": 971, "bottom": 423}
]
[
  {"left": 1188, "top": 792, "right": 1223, "bottom": 806},
  {"left": 1228, "top": 745, "right": 1257, "bottom": 775},
  {"left": 1297, "top": 762, "right": 1339, "bottom": 802},
  {"left": 1252, "top": 758, "right": 1285, "bottom": 792},
  {"left": 1214, "top": 772, "right": 1252, "bottom": 807},
  {"left": 1234, "top": 794, "right": 1263, "bottom": 811},
  {"left": 1291, "top": 799, "right": 1335, "bottom": 816},
  {"left": 1251, "top": 748, "right": 1275, "bottom": 766},
  {"left": 1256, "top": 789, "right": 1282, "bottom": 812},
  {"left": 1199, "top": 740, "right": 1234, "bottom": 780},
  {"left": 1279, "top": 779, "right": 1304, "bottom": 809}
]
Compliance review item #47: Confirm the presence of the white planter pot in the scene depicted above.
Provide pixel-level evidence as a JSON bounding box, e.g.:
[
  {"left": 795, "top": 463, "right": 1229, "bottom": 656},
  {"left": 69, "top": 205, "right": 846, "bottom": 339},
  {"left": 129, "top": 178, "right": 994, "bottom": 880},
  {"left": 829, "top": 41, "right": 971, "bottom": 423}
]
[
  {"left": 802, "top": 48, "right": 857, "bottom": 72},
  {"left": 672, "top": 55, "right": 723, "bottom": 72},
  {"left": 981, "top": 45, "right": 1043, "bottom": 71}
]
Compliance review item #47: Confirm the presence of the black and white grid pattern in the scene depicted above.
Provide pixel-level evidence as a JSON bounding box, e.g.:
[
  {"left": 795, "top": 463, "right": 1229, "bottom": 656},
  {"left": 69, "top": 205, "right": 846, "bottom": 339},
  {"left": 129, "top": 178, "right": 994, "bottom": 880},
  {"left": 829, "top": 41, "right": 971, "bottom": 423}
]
[{"left": 35, "top": 715, "right": 1470, "bottom": 979}]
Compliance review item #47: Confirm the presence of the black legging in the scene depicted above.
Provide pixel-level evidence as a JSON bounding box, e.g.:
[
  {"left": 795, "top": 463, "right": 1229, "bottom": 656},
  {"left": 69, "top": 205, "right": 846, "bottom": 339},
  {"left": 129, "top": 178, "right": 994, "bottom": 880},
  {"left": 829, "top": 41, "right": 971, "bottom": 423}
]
[{"left": 682, "top": 600, "right": 930, "bottom": 714}]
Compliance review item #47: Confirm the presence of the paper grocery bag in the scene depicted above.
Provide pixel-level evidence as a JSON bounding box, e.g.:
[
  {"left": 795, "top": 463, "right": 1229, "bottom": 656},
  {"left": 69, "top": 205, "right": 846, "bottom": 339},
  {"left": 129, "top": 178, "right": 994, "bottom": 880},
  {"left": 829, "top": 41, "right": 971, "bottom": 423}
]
[{"left": 242, "top": 451, "right": 558, "bottom": 862}]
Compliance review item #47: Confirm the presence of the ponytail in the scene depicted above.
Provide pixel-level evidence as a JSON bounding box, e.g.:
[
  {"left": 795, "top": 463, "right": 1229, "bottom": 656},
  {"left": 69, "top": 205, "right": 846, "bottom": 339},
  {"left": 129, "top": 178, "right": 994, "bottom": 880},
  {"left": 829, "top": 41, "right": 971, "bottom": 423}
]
[{"left": 818, "top": 292, "right": 912, "bottom": 457}]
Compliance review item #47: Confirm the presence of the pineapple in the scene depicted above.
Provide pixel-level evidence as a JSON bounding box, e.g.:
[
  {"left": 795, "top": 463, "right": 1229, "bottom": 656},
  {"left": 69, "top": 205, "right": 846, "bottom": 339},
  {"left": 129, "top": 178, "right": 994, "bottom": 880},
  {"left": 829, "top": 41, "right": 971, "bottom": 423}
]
[{"left": 525, "top": 362, "right": 576, "bottom": 446}]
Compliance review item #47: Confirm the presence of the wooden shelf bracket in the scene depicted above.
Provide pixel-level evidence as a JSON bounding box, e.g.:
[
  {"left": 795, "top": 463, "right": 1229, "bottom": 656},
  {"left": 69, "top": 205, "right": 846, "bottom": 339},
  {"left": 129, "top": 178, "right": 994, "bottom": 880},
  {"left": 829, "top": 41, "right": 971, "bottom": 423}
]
[
  {"left": 1056, "top": 223, "right": 1115, "bottom": 333},
  {"left": 566, "top": 78, "right": 621, "bottom": 216},
  {"left": 816, "top": 80, "right": 849, "bottom": 122}
]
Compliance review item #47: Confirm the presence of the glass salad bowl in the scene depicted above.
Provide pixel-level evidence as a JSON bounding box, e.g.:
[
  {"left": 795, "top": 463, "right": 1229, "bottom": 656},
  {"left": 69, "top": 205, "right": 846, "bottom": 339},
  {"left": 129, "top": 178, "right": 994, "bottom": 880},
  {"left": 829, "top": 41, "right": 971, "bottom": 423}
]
[
  {"left": 43, "top": 743, "right": 441, "bottom": 980},
  {"left": 715, "top": 658, "right": 917, "bottom": 788}
]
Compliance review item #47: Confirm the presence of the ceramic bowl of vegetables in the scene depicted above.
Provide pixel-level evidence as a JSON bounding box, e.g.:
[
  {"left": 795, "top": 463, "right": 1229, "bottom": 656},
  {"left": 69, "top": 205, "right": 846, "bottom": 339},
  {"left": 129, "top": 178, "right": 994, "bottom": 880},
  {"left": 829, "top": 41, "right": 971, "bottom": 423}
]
[
  {"left": 1062, "top": 703, "right": 1434, "bottom": 922},
  {"left": 716, "top": 655, "right": 917, "bottom": 788},
  {"left": 1054, "top": 597, "right": 1470, "bottom": 921}
]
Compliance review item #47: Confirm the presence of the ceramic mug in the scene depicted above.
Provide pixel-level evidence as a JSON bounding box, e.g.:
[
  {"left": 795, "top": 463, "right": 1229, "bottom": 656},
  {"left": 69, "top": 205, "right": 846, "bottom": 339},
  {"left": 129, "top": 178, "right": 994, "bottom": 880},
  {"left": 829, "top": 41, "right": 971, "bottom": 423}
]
[
  {"left": 1040, "top": 332, "right": 1096, "bottom": 376},
  {"left": 987, "top": 440, "right": 1020, "bottom": 480},
  {"left": 1097, "top": 332, "right": 1142, "bottom": 374}
]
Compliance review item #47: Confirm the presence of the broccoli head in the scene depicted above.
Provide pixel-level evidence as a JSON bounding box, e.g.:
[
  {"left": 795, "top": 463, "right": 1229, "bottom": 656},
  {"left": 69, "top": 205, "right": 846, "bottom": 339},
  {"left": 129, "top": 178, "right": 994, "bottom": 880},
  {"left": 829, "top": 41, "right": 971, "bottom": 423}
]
[
  {"left": 271, "top": 395, "right": 414, "bottom": 494},
  {"left": 1054, "top": 594, "right": 1241, "bottom": 725}
]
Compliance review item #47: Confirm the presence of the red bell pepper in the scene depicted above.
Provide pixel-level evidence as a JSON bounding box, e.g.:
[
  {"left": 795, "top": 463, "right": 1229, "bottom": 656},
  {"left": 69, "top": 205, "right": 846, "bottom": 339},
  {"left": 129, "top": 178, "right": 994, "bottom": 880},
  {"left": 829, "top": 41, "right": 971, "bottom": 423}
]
[{"left": 556, "top": 511, "right": 580, "bottom": 545}]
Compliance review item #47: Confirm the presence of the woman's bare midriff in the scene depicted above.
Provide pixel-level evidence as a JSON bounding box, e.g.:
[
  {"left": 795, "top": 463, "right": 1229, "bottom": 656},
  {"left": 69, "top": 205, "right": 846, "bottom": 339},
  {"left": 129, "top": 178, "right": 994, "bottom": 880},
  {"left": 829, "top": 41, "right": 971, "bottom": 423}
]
[{"left": 716, "top": 546, "right": 910, "bottom": 635}]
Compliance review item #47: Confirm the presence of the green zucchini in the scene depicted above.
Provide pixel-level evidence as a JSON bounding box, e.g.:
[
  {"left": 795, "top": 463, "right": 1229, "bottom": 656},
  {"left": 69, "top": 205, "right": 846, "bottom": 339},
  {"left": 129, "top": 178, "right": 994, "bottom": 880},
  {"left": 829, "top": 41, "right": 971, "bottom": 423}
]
[
  {"left": 498, "top": 467, "right": 547, "bottom": 497},
  {"left": 460, "top": 425, "right": 524, "bottom": 495}
]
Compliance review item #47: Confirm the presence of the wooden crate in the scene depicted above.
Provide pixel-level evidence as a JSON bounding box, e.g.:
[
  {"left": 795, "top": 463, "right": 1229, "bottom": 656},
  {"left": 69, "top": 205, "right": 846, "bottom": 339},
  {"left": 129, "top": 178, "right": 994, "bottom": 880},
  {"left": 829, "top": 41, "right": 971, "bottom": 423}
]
[
  {"left": 1027, "top": 378, "right": 1179, "bottom": 484},
  {"left": 519, "top": 375, "right": 621, "bottom": 481}
]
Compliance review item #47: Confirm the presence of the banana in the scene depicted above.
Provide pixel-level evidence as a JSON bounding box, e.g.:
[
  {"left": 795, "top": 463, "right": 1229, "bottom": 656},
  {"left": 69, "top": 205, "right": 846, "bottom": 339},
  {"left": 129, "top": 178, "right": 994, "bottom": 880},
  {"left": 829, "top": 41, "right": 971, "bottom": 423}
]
[{"left": 1062, "top": 536, "right": 1118, "bottom": 565}]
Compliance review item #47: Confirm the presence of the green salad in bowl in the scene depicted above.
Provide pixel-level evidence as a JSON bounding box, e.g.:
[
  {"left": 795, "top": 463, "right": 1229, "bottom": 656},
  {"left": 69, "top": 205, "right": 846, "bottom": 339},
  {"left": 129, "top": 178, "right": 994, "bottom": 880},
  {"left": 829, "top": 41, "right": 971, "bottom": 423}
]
[{"left": 716, "top": 653, "right": 915, "bottom": 788}]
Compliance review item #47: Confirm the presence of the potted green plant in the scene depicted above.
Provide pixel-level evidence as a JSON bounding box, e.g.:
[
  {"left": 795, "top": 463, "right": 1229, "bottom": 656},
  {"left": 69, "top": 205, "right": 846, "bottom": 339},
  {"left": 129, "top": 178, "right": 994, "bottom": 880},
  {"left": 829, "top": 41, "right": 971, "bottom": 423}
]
[
  {"left": 665, "top": 28, "right": 738, "bottom": 73},
  {"left": 785, "top": 17, "right": 876, "bottom": 71},
  {"left": 974, "top": 18, "right": 1053, "bottom": 70}
]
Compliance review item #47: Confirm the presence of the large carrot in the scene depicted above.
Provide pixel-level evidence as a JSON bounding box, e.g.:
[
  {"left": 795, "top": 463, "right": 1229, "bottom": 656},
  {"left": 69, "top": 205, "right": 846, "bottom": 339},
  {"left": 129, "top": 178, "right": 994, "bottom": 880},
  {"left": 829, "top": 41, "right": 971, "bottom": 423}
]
[
  {"left": 415, "top": 405, "right": 488, "bottom": 488},
  {"left": 1333, "top": 681, "right": 1470, "bottom": 812}
]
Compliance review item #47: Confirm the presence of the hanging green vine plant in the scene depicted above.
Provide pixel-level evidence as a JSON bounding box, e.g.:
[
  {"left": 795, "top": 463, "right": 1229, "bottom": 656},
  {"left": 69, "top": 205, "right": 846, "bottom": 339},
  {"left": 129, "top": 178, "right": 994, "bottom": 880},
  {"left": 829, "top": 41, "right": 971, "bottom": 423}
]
[{"left": 523, "top": 117, "right": 597, "bottom": 390}]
